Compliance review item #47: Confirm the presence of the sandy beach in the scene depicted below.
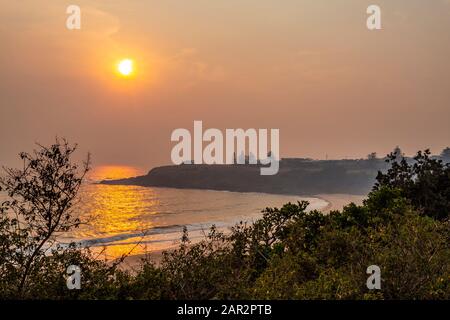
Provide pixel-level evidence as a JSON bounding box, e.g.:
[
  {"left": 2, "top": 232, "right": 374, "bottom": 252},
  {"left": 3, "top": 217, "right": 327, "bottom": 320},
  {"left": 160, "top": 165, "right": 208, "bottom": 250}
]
[
  {"left": 316, "top": 193, "right": 365, "bottom": 213},
  {"left": 116, "top": 193, "right": 366, "bottom": 271}
]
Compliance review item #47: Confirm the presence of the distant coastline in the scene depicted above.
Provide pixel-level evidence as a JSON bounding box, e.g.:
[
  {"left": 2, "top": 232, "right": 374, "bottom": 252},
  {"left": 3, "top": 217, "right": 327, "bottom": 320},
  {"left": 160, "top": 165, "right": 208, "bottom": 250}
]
[{"left": 100, "top": 158, "right": 389, "bottom": 196}]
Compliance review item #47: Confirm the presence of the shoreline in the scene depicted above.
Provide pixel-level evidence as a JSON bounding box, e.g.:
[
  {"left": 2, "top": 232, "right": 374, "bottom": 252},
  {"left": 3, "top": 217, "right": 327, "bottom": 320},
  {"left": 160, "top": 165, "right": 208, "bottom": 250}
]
[
  {"left": 114, "top": 192, "right": 365, "bottom": 271},
  {"left": 315, "top": 193, "right": 365, "bottom": 213}
]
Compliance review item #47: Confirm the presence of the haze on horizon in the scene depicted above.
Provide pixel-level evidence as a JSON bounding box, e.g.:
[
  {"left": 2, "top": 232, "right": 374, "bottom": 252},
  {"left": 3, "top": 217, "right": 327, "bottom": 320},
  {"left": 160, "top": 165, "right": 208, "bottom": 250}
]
[{"left": 1, "top": 0, "right": 449, "bottom": 170}]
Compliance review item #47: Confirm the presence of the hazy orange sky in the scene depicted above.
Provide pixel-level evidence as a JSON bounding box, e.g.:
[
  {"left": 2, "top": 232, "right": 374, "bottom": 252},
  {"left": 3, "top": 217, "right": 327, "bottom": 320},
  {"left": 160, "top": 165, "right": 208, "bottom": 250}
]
[{"left": 1, "top": 0, "right": 449, "bottom": 169}]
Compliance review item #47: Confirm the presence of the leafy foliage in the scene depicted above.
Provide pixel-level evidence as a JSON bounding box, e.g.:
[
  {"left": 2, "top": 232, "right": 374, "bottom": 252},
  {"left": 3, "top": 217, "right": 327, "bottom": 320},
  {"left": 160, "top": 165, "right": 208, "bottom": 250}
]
[
  {"left": 0, "top": 144, "right": 448, "bottom": 299},
  {"left": 374, "top": 149, "right": 450, "bottom": 220},
  {"left": 0, "top": 139, "right": 117, "bottom": 298}
]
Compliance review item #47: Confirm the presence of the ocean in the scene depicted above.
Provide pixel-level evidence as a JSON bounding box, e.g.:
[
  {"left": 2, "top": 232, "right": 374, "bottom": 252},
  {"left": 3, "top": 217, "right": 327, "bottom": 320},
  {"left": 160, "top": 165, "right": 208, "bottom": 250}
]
[{"left": 3, "top": 166, "right": 329, "bottom": 259}]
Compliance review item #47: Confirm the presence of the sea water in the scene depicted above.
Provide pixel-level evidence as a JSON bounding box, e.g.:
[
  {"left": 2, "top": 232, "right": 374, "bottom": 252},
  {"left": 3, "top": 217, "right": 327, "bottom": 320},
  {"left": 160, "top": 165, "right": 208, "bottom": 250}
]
[{"left": 2, "top": 166, "right": 329, "bottom": 259}]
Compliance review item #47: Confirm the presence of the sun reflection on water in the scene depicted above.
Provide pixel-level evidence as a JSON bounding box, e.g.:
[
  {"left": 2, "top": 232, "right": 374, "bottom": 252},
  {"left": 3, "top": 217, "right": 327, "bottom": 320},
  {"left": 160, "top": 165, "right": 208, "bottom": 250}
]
[
  {"left": 88, "top": 165, "right": 144, "bottom": 182},
  {"left": 80, "top": 185, "right": 158, "bottom": 236},
  {"left": 61, "top": 165, "right": 328, "bottom": 260},
  {"left": 72, "top": 165, "right": 161, "bottom": 258}
]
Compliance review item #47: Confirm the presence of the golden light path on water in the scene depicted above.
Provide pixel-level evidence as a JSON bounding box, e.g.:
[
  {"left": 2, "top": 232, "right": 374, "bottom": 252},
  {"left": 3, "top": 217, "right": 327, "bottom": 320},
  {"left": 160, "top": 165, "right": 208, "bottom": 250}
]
[{"left": 58, "top": 166, "right": 329, "bottom": 260}]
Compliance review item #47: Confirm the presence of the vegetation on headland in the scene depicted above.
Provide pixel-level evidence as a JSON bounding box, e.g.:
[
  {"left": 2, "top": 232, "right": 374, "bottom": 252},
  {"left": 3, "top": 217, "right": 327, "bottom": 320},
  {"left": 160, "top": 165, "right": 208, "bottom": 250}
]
[
  {"left": 101, "top": 156, "right": 389, "bottom": 195},
  {"left": 0, "top": 141, "right": 449, "bottom": 299},
  {"left": 101, "top": 147, "right": 450, "bottom": 196}
]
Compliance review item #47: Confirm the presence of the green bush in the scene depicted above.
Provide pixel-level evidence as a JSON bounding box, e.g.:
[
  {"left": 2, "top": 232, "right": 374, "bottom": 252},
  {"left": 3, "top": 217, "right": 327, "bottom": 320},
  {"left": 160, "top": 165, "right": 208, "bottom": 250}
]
[{"left": 0, "top": 143, "right": 448, "bottom": 299}]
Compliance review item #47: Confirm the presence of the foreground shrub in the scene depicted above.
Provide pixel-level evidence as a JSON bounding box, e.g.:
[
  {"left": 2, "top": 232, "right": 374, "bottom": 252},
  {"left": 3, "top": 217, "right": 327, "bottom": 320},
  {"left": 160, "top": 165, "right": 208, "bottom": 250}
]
[{"left": 1, "top": 143, "right": 448, "bottom": 299}]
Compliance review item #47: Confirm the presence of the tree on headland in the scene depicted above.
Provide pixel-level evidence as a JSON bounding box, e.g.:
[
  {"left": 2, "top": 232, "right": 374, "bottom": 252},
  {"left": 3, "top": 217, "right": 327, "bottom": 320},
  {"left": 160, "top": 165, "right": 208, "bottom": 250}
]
[
  {"left": 392, "top": 146, "right": 403, "bottom": 161},
  {"left": 441, "top": 147, "right": 450, "bottom": 163},
  {"left": 367, "top": 152, "right": 377, "bottom": 161}
]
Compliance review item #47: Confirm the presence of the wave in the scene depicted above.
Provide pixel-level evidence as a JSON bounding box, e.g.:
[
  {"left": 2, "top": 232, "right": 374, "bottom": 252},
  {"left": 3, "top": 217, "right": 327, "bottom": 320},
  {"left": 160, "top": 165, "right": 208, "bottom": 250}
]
[{"left": 68, "top": 220, "right": 232, "bottom": 248}]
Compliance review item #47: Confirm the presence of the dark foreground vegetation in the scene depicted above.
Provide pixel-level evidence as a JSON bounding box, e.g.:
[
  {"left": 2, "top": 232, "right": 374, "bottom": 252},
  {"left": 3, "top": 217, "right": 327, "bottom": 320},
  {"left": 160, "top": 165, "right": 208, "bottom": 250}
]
[{"left": 0, "top": 141, "right": 449, "bottom": 299}]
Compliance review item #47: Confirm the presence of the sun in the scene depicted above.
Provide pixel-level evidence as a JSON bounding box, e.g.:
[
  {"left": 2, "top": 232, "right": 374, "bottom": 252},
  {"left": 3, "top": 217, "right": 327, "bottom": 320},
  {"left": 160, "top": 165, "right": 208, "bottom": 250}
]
[{"left": 117, "top": 59, "right": 134, "bottom": 77}]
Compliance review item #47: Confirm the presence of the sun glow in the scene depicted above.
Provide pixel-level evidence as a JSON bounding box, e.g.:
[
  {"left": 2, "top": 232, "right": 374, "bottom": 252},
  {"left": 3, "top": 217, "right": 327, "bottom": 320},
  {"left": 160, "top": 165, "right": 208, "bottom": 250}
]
[{"left": 117, "top": 59, "right": 134, "bottom": 77}]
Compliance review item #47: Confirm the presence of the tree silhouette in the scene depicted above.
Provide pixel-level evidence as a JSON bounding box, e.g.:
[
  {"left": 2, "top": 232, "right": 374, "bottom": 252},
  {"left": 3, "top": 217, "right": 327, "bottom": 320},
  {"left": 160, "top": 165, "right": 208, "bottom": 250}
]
[
  {"left": 374, "top": 149, "right": 450, "bottom": 220},
  {"left": 0, "top": 138, "right": 90, "bottom": 296}
]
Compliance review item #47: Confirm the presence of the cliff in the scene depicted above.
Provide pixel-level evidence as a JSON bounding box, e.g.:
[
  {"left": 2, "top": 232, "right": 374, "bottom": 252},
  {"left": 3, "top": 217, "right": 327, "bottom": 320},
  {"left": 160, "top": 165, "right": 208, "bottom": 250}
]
[{"left": 100, "top": 158, "right": 389, "bottom": 195}]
